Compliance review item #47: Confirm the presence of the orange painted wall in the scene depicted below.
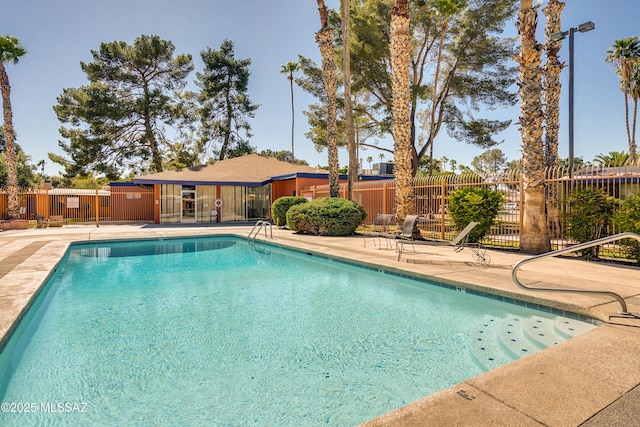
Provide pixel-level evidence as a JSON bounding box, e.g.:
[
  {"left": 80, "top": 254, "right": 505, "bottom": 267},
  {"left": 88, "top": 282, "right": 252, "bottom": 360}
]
[{"left": 271, "top": 176, "right": 348, "bottom": 203}]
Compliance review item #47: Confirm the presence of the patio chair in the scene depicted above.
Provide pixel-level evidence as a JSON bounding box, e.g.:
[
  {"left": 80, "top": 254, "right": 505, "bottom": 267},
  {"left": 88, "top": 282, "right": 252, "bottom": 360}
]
[
  {"left": 362, "top": 213, "right": 396, "bottom": 249},
  {"left": 378, "top": 214, "right": 421, "bottom": 251},
  {"left": 396, "top": 221, "right": 491, "bottom": 265}
]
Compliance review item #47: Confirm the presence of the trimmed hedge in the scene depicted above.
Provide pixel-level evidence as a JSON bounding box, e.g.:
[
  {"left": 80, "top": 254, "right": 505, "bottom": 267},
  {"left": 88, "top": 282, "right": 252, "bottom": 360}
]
[
  {"left": 271, "top": 196, "right": 309, "bottom": 227},
  {"left": 286, "top": 197, "right": 367, "bottom": 236},
  {"left": 448, "top": 187, "right": 504, "bottom": 243},
  {"left": 567, "top": 187, "right": 618, "bottom": 258},
  {"left": 613, "top": 192, "right": 640, "bottom": 263}
]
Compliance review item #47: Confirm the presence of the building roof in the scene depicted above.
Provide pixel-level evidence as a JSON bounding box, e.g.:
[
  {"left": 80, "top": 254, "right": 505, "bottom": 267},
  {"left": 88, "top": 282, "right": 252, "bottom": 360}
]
[{"left": 133, "top": 154, "right": 324, "bottom": 186}]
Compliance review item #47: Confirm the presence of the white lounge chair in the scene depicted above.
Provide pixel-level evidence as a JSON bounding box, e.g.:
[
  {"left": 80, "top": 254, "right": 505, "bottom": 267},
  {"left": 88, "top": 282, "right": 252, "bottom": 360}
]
[{"left": 396, "top": 221, "right": 490, "bottom": 265}]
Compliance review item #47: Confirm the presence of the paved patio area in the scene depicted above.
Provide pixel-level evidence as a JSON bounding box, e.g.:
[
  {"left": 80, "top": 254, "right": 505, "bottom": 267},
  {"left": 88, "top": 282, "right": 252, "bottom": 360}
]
[{"left": 0, "top": 224, "right": 639, "bottom": 426}]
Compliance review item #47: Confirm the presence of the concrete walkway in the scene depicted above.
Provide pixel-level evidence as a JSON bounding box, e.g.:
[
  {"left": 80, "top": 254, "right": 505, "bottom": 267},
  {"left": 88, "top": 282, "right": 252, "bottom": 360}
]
[{"left": 0, "top": 224, "right": 639, "bottom": 426}]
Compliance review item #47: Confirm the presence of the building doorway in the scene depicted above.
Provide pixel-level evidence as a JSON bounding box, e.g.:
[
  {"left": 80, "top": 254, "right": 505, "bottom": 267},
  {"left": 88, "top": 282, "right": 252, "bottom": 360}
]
[{"left": 181, "top": 185, "right": 196, "bottom": 223}]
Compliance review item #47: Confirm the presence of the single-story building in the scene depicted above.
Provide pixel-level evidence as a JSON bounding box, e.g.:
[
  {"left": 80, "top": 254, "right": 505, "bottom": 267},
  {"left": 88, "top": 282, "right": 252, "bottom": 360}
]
[{"left": 131, "top": 154, "right": 382, "bottom": 224}]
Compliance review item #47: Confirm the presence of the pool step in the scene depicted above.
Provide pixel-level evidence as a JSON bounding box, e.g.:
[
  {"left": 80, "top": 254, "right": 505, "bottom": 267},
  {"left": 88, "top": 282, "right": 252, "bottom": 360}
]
[{"left": 469, "top": 315, "right": 596, "bottom": 372}]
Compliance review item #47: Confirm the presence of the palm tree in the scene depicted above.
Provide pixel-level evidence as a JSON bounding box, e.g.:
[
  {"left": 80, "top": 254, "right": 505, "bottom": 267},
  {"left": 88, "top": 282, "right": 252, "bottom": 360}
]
[
  {"left": 280, "top": 61, "right": 299, "bottom": 160},
  {"left": 366, "top": 155, "right": 373, "bottom": 170},
  {"left": 515, "top": 0, "right": 551, "bottom": 254},
  {"left": 593, "top": 150, "right": 630, "bottom": 167},
  {"left": 390, "top": 0, "right": 413, "bottom": 222},
  {"left": 0, "top": 35, "right": 27, "bottom": 220},
  {"left": 542, "top": 0, "right": 565, "bottom": 238},
  {"left": 606, "top": 37, "right": 640, "bottom": 162},
  {"left": 542, "top": 0, "right": 565, "bottom": 169},
  {"left": 631, "top": 68, "right": 640, "bottom": 162},
  {"left": 316, "top": 0, "right": 340, "bottom": 197}
]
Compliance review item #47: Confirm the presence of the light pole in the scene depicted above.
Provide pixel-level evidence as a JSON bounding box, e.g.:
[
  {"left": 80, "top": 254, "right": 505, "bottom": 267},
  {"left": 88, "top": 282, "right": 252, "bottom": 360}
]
[{"left": 551, "top": 21, "right": 595, "bottom": 178}]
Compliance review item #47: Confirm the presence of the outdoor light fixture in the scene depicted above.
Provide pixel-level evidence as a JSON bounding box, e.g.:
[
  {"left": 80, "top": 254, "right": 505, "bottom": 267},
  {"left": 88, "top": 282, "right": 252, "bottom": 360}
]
[
  {"left": 577, "top": 21, "right": 596, "bottom": 33},
  {"left": 551, "top": 21, "right": 596, "bottom": 178}
]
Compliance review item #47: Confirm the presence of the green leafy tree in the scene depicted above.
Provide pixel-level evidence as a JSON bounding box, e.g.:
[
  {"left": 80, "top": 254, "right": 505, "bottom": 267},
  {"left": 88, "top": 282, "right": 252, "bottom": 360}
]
[
  {"left": 54, "top": 35, "right": 194, "bottom": 179},
  {"left": 346, "top": 0, "right": 517, "bottom": 174},
  {"left": 471, "top": 148, "right": 508, "bottom": 179},
  {"left": 296, "top": 55, "right": 385, "bottom": 158},
  {"left": 0, "top": 35, "right": 27, "bottom": 218},
  {"left": 558, "top": 156, "right": 586, "bottom": 171},
  {"left": 197, "top": 39, "right": 259, "bottom": 161}
]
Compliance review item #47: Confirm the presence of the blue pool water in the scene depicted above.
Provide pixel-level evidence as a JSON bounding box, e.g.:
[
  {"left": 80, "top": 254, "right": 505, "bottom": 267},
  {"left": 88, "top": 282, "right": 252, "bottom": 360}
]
[{"left": 0, "top": 237, "right": 596, "bottom": 426}]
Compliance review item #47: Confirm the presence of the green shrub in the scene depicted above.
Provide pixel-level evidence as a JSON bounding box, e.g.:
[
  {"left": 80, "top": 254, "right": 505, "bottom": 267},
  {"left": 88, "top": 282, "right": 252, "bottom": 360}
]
[
  {"left": 271, "top": 196, "right": 308, "bottom": 227},
  {"left": 447, "top": 187, "right": 504, "bottom": 243},
  {"left": 286, "top": 197, "right": 367, "bottom": 236},
  {"left": 566, "top": 186, "right": 618, "bottom": 258},
  {"left": 613, "top": 192, "right": 640, "bottom": 263}
]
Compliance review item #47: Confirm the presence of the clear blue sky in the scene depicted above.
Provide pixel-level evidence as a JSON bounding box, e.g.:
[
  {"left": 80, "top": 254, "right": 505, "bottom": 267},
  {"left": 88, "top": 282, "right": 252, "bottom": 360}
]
[{"left": 2, "top": 0, "right": 639, "bottom": 176}]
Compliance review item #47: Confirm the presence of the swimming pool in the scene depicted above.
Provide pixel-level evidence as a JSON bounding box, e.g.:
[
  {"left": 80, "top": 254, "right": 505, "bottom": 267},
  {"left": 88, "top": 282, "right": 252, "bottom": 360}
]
[{"left": 0, "top": 236, "right": 597, "bottom": 426}]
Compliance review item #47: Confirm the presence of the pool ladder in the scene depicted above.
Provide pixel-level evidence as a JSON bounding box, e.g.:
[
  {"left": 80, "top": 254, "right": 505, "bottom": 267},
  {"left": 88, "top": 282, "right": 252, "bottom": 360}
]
[
  {"left": 248, "top": 220, "right": 273, "bottom": 244},
  {"left": 511, "top": 232, "right": 640, "bottom": 320}
]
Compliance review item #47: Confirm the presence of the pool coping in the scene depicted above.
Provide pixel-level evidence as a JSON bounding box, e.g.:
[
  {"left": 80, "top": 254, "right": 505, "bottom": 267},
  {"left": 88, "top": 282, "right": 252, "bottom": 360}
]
[{"left": 0, "top": 225, "right": 639, "bottom": 426}]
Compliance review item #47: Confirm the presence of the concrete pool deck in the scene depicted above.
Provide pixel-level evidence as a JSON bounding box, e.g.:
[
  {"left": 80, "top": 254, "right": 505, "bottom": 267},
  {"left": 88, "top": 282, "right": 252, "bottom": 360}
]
[{"left": 0, "top": 224, "right": 639, "bottom": 426}]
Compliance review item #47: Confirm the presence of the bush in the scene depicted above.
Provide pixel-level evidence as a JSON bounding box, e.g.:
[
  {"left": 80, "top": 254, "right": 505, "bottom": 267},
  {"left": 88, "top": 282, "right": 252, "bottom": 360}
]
[
  {"left": 447, "top": 187, "right": 504, "bottom": 243},
  {"left": 613, "top": 192, "right": 640, "bottom": 263},
  {"left": 566, "top": 187, "right": 618, "bottom": 258},
  {"left": 286, "top": 197, "right": 367, "bottom": 236},
  {"left": 271, "top": 196, "right": 308, "bottom": 227}
]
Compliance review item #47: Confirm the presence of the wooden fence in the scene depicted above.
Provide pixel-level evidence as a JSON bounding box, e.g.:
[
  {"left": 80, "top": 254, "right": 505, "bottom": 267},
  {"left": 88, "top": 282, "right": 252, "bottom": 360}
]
[{"left": 0, "top": 186, "right": 155, "bottom": 226}]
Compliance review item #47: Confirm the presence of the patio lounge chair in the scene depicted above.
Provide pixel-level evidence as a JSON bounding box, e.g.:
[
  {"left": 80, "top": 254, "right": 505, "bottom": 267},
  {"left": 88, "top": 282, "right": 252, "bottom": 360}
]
[
  {"left": 362, "top": 213, "right": 395, "bottom": 249},
  {"left": 396, "top": 221, "right": 490, "bottom": 265}
]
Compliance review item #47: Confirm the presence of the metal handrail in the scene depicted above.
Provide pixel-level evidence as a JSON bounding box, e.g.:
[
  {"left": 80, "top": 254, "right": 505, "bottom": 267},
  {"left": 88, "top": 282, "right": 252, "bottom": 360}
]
[
  {"left": 248, "top": 220, "right": 273, "bottom": 243},
  {"left": 512, "top": 232, "right": 640, "bottom": 317}
]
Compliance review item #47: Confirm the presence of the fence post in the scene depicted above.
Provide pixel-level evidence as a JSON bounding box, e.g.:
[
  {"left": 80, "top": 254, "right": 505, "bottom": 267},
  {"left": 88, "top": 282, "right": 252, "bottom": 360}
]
[
  {"left": 95, "top": 189, "right": 100, "bottom": 228},
  {"left": 440, "top": 179, "right": 446, "bottom": 240},
  {"left": 382, "top": 182, "right": 387, "bottom": 215},
  {"left": 519, "top": 174, "right": 524, "bottom": 245}
]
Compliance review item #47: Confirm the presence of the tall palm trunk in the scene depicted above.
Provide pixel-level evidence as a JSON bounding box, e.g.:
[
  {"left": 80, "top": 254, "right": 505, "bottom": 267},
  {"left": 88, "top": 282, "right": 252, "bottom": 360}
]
[
  {"left": 629, "top": 85, "right": 638, "bottom": 162},
  {"left": 342, "top": 0, "right": 358, "bottom": 201},
  {"left": 0, "top": 63, "right": 19, "bottom": 219},
  {"left": 542, "top": 0, "right": 565, "bottom": 237},
  {"left": 316, "top": 0, "right": 340, "bottom": 197},
  {"left": 289, "top": 74, "right": 295, "bottom": 159},
  {"left": 516, "top": 0, "right": 551, "bottom": 254},
  {"left": 542, "top": 0, "right": 564, "bottom": 169},
  {"left": 390, "top": 0, "right": 414, "bottom": 222}
]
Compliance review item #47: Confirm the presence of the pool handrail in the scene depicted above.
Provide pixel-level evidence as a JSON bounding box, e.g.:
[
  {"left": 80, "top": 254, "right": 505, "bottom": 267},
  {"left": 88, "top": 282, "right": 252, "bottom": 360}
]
[
  {"left": 511, "top": 232, "right": 640, "bottom": 318},
  {"left": 248, "top": 220, "right": 273, "bottom": 243}
]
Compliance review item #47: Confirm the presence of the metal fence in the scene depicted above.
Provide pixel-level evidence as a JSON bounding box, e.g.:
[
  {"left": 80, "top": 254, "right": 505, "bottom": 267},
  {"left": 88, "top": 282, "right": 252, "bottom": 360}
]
[{"left": 303, "top": 164, "right": 640, "bottom": 256}]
